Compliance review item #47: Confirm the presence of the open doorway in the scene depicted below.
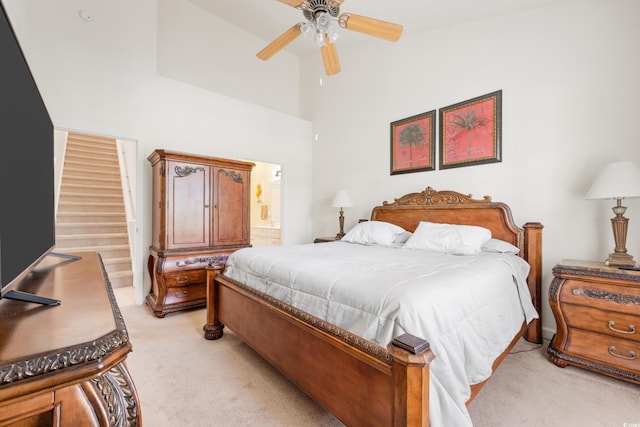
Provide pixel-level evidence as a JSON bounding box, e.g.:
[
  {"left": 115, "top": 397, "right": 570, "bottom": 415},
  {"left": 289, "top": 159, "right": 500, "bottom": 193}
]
[
  {"left": 53, "top": 129, "right": 137, "bottom": 289},
  {"left": 249, "top": 161, "right": 282, "bottom": 247}
]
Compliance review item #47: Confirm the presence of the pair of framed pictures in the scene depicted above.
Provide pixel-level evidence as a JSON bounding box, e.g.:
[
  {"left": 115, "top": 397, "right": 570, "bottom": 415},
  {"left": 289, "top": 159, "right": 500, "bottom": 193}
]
[{"left": 390, "top": 90, "right": 502, "bottom": 175}]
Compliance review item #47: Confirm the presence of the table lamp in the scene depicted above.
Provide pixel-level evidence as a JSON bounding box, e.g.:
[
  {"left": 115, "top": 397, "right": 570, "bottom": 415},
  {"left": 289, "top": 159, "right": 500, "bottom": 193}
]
[
  {"left": 586, "top": 160, "right": 640, "bottom": 267},
  {"left": 331, "top": 190, "right": 353, "bottom": 239}
]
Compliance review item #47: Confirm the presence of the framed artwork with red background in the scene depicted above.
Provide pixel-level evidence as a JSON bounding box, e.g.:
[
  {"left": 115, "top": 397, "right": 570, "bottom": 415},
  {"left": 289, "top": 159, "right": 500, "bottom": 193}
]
[
  {"left": 390, "top": 110, "right": 436, "bottom": 175},
  {"left": 439, "top": 90, "right": 502, "bottom": 170}
]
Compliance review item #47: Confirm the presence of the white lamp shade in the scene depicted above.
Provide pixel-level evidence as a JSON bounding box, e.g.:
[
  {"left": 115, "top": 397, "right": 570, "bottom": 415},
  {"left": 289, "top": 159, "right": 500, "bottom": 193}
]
[
  {"left": 331, "top": 190, "right": 353, "bottom": 208},
  {"left": 586, "top": 161, "right": 640, "bottom": 200}
]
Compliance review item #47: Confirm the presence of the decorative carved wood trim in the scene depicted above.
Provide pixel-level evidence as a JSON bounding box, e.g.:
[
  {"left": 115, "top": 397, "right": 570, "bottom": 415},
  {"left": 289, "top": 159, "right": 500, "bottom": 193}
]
[
  {"left": 382, "top": 186, "right": 491, "bottom": 206},
  {"left": 180, "top": 255, "right": 229, "bottom": 267},
  {"left": 174, "top": 165, "right": 205, "bottom": 177},
  {"left": 219, "top": 169, "right": 244, "bottom": 183},
  {"left": 549, "top": 277, "right": 563, "bottom": 302},
  {"left": 571, "top": 287, "right": 640, "bottom": 305},
  {"left": 89, "top": 363, "right": 140, "bottom": 427},
  {"left": 552, "top": 264, "right": 640, "bottom": 283},
  {"left": 547, "top": 344, "right": 640, "bottom": 383}
]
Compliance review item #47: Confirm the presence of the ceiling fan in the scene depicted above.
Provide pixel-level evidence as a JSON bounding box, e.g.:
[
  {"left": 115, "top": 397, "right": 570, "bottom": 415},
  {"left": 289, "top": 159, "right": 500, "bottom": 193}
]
[{"left": 257, "top": 0, "right": 403, "bottom": 76}]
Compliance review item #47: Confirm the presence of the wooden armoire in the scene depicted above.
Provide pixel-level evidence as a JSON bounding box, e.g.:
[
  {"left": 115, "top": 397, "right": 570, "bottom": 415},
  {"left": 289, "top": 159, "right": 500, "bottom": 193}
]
[{"left": 146, "top": 149, "right": 254, "bottom": 317}]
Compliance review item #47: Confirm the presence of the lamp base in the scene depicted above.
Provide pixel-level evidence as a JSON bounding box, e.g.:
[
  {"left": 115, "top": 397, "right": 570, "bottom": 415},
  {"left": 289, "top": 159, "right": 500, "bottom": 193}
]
[
  {"left": 605, "top": 252, "right": 637, "bottom": 268},
  {"left": 336, "top": 208, "right": 346, "bottom": 241}
]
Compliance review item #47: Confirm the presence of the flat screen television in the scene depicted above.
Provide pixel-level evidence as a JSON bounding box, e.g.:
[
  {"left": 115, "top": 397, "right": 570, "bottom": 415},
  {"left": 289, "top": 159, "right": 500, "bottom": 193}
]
[{"left": 0, "top": 2, "right": 64, "bottom": 305}]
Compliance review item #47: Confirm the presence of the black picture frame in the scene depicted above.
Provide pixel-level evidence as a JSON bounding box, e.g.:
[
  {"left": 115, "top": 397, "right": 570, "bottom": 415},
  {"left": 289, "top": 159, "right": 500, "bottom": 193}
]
[
  {"left": 390, "top": 110, "right": 436, "bottom": 175},
  {"left": 439, "top": 90, "right": 502, "bottom": 170}
]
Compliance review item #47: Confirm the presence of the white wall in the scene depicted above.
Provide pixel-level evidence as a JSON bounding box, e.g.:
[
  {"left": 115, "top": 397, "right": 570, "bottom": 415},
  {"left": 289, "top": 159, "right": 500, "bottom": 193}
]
[
  {"left": 3, "top": 0, "right": 312, "bottom": 304},
  {"left": 157, "top": 0, "right": 301, "bottom": 117},
  {"left": 303, "top": 0, "right": 640, "bottom": 338}
]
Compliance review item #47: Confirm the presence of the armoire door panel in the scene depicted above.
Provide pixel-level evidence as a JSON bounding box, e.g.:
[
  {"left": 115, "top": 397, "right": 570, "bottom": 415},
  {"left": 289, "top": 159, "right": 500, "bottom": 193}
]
[
  {"left": 166, "top": 161, "right": 210, "bottom": 249},
  {"left": 213, "top": 167, "right": 249, "bottom": 246}
]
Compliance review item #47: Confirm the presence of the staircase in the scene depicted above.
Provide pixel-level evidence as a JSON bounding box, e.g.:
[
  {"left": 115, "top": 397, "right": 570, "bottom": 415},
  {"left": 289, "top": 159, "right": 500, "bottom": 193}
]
[{"left": 55, "top": 132, "right": 133, "bottom": 288}]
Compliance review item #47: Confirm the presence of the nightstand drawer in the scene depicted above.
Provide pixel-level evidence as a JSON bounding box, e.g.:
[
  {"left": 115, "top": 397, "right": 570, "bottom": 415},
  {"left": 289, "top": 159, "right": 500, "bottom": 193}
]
[
  {"left": 563, "top": 304, "right": 639, "bottom": 342},
  {"left": 567, "top": 329, "right": 639, "bottom": 374},
  {"left": 560, "top": 279, "right": 640, "bottom": 316},
  {"left": 165, "top": 270, "right": 206, "bottom": 287}
]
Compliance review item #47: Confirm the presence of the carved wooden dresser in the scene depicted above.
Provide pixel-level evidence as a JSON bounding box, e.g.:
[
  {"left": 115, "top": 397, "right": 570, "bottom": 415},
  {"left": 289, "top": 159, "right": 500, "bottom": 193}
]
[
  {"left": 0, "top": 252, "right": 141, "bottom": 426},
  {"left": 548, "top": 259, "right": 639, "bottom": 384},
  {"left": 147, "top": 149, "right": 254, "bottom": 317}
]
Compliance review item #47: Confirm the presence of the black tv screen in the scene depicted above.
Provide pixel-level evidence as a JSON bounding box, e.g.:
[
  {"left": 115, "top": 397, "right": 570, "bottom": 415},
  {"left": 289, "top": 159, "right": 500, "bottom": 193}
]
[{"left": 0, "top": 2, "right": 57, "bottom": 302}]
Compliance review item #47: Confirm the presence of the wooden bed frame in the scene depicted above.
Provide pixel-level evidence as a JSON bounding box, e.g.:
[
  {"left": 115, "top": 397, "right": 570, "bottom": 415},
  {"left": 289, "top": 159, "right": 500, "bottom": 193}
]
[{"left": 203, "top": 187, "right": 543, "bottom": 426}]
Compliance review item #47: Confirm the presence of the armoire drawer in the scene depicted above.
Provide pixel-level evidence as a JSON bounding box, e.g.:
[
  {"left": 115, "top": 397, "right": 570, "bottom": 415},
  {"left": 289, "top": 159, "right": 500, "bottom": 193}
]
[
  {"left": 163, "top": 283, "right": 207, "bottom": 306},
  {"left": 164, "top": 270, "right": 206, "bottom": 287}
]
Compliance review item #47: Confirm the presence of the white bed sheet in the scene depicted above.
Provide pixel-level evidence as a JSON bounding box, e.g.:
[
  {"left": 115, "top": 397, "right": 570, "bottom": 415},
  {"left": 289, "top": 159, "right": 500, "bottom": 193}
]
[{"left": 223, "top": 241, "right": 538, "bottom": 427}]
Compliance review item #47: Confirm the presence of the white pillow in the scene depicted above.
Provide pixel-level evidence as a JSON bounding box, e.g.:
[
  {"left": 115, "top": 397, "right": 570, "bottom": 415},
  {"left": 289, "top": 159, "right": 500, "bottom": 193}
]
[
  {"left": 403, "top": 221, "right": 492, "bottom": 255},
  {"left": 481, "top": 238, "right": 520, "bottom": 254},
  {"left": 393, "top": 231, "right": 413, "bottom": 244},
  {"left": 389, "top": 231, "right": 413, "bottom": 248},
  {"left": 341, "top": 221, "right": 406, "bottom": 246}
]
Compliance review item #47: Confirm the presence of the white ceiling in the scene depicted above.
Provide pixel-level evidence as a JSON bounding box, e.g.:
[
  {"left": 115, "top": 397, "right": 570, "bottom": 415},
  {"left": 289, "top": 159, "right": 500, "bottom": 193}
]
[{"left": 189, "top": 0, "right": 570, "bottom": 56}]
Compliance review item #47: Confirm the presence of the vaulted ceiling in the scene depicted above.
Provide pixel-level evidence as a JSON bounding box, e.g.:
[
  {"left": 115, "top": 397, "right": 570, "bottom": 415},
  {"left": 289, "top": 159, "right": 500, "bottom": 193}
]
[{"left": 190, "top": 0, "right": 571, "bottom": 56}]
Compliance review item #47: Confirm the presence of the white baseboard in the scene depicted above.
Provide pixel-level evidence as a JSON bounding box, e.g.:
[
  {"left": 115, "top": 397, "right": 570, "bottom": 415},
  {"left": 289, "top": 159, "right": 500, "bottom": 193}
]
[{"left": 542, "top": 326, "right": 555, "bottom": 342}]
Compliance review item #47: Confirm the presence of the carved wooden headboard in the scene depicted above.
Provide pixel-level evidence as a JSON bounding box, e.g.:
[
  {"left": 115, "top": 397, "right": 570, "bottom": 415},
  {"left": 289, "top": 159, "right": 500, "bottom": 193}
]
[{"left": 370, "top": 187, "right": 524, "bottom": 250}]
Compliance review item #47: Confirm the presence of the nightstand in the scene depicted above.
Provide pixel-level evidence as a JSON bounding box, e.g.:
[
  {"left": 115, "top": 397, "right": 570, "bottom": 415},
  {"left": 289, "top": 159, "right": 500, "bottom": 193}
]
[
  {"left": 547, "top": 260, "right": 640, "bottom": 384},
  {"left": 314, "top": 236, "right": 340, "bottom": 243}
]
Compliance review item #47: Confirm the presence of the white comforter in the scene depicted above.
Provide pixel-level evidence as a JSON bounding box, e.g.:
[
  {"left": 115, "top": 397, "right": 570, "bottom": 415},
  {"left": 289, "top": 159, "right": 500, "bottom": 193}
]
[{"left": 223, "top": 241, "right": 538, "bottom": 427}]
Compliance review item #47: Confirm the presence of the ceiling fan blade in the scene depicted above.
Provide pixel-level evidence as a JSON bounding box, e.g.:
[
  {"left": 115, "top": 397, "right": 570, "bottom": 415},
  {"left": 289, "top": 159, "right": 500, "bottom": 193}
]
[
  {"left": 277, "top": 0, "right": 305, "bottom": 7},
  {"left": 339, "top": 13, "right": 403, "bottom": 42},
  {"left": 321, "top": 38, "right": 341, "bottom": 76},
  {"left": 257, "top": 24, "right": 302, "bottom": 60}
]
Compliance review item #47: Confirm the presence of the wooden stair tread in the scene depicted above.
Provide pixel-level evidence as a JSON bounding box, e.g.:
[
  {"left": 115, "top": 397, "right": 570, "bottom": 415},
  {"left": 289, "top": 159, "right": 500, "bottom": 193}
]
[
  {"left": 54, "top": 244, "right": 129, "bottom": 251},
  {"left": 56, "top": 222, "right": 127, "bottom": 227},
  {"left": 56, "top": 232, "right": 128, "bottom": 238}
]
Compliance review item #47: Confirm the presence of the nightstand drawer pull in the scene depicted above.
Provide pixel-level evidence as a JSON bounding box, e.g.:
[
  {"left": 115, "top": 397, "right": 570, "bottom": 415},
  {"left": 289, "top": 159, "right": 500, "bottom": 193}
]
[
  {"left": 175, "top": 276, "right": 189, "bottom": 284},
  {"left": 608, "top": 321, "right": 636, "bottom": 335},
  {"left": 608, "top": 346, "right": 636, "bottom": 360}
]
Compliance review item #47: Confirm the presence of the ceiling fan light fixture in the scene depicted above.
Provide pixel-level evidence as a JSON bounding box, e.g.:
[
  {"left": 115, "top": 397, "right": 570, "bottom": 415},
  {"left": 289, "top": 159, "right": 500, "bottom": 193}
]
[
  {"left": 326, "top": 22, "right": 340, "bottom": 43},
  {"left": 264, "top": 0, "right": 403, "bottom": 76},
  {"left": 300, "top": 21, "right": 314, "bottom": 37},
  {"left": 315, "top": 11, "right": 331, "bottom": 31},
  {"left": 300, "top": 11, "right": 341, "bottom": 48}
]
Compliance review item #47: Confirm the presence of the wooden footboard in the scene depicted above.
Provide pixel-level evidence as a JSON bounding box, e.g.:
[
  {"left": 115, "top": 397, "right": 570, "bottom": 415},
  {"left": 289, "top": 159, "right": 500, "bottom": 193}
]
[{"left": 204, "top": 267, "right": 435, "bottom": 426}]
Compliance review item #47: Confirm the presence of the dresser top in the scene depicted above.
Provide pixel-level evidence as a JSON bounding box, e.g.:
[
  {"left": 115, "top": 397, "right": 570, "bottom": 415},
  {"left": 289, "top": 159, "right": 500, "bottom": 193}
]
[
  {"left": 0, "top": 253, "right": 130, "bottom": 388},
  {"left": 554, "top": 259, "right": 640, "bottom": 282}
]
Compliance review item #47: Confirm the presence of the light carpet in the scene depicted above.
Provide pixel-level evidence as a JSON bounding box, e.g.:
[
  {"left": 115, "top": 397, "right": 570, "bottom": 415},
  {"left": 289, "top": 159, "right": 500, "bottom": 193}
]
[{"left": 114, "top": 288, "right": 639, "bottom": 426}]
